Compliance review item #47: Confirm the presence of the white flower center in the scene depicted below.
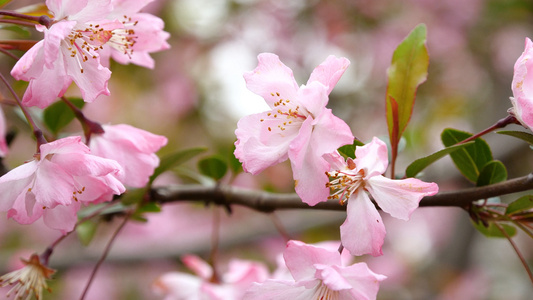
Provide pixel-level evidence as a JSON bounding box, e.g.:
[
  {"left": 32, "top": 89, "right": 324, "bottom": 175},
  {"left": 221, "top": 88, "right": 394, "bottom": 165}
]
[
  {"left": 326, "top": 158, "right": 365, "bottom": 204},
  {"left": 63, "top": 16, "right": 137, "bottom": 73},
  {"left": 312, "top": 282, "right": 340, "bottom": 300}
]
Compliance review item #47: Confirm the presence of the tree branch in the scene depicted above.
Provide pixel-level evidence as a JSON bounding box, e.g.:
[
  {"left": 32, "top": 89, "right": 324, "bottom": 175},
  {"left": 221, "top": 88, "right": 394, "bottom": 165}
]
[{"left": 151, "top": 173, "right": 533, "bottom": 212}]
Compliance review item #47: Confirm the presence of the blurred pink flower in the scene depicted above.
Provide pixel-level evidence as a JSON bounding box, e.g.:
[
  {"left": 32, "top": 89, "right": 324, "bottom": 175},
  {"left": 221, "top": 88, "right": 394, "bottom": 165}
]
[
  {"left": 244, "top": 240, "right": 386, "bottom": 300},
  {"left": 510, "top": 37, "right": 533, "bottom": 131},
  {"left": 234, "top": 53, "right": 354, "bottom": 205},
  {"left": 0, "top": 254, "right": 55, "bottom": 300},
  {"left": 0, "top": 136, "right": 125, "bottom": 233},
  {"left": 324, "top": 137, "right": 438, "bottom": 256},
  {"left": 0, "top": 106, "right": 8, "bottom": 157},
  {"left": 153, "top": 255, "right": 269, "bottom": 300},
  {"left": 98, "top": 0, "right": 171, "bottom": 68},
  {"left": 89, "top": 124, "right": 167, "bottom": 187},
  {"left": 11, "top": 0, "right": 116, "bottom": 108}
]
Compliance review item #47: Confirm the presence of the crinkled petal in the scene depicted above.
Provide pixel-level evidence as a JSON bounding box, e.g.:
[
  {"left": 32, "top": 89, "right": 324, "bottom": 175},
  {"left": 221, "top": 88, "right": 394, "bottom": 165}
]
[
  {"left": 307, "top": 55, "right": 350, "bottom": 95},
  {"left": 43, "top": 21, "right": 75, "bottom": 68},
  {"left": 366, "top": 175, "right": 438, "bottom": 220},
  {"left": 0, "top": 162, "right": 36, "bottom": 211},
  {"left": 40, "top": 136, "right": 89, "bottom": 156},
  {"left": 64, "top": 47, "right": 111, "bottom": 103},
  {"left": 341, "top": 192, "right": 385, "bottom": 257},
  {"left": 333, "top": 263, "right": 386, "bottom": 300},
  {"left": 354, "top": 137, "right": 388, "bottom": 178},
  {"left": 244, "top": 53, "right": 299, "bottom": 108},
  {"left": 284, "top": 240, "right": 341, "bottom": 282},
  {"left": 315, "top": 265, "right": 353, "bottom": 291},
  {"left": 515, "top": 96, "right": 533, "bottom": 130}
]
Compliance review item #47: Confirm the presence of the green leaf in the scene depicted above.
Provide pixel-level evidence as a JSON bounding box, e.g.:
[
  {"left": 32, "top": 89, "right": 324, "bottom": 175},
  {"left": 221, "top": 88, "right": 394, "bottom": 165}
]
[
  {"left": 43, "top": 98, "right": 85, "bottom": 135},
  {"left": 405, "top": 142, "right": 475, "bottom": 178},
  {"left": 136, "top": 202, "right": 161, "bottom": 214},
  {"left": 497, "top": 130, "right": 533, "bottom": 145},
  {"left": 198, "top": 156, "right": 228, "bottom": 180},
  {"left": 476, "top": 160, "right": 507, "bottom": 186},
  {"left": 386, "top": 24, "right": 429, "bottom": 155},
  {"left": 337, "top": 139, "right": 365, "bottom": 159},
  {"left": 471, "top": 220, "right": 517, "bottom": 238},
  {"left": 441, "top": 128, "right": 493, "bottom": 182},
  {"left": 228, "top": 144, "right": 243, "bottom": 175},
  {"left": 76, "top": 220, "right": 98, "bottom": 246},
  {"left": 506, "top": 195, "right": 533, "bottom": 215},
  {"left": 149, "top": 147, "right": 207, "bottom": 184}
]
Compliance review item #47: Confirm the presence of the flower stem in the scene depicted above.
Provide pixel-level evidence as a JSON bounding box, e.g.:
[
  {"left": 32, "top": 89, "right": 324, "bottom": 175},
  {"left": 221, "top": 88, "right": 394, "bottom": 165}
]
[
  {"left": 0, "top": 11, "right": 52, "bottom": 27},
  {"left": 0, "top": 71, "right": 46, "bottom": 150},
  {"left": 456, "top": 115, "right": 518, "bottom": 145},
  {"left": 61, "top": 97, "right": 104, "bottom": 143}
]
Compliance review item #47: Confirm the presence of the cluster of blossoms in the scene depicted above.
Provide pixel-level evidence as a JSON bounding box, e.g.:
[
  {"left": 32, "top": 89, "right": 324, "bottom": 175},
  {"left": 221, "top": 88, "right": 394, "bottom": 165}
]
[
  {"left": 154, "top": 240, "right": 386, "bottom": 300},
  {"left": 0, "top": 0, "right": 169, "bottom": 233}
]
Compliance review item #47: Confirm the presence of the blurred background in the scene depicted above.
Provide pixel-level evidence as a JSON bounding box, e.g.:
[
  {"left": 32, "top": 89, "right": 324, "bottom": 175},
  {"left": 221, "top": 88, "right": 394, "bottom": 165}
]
[{"left": 0, "top": 0, "right": 533, "bottom": 299}]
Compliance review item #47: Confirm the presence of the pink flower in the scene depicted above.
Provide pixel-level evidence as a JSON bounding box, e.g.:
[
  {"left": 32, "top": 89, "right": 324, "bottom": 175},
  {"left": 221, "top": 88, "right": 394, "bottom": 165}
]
[
  {"left": 0, "top": 106, "right": 8, "bottom": 157},
  {"left": 510, "top": 37, "right": 533, "bottom": 131},
  {"left": 98, "top": 0, "right": 171, "bottom": 69},
  {"left": 0, "top": 136, "right": 125, "bottom": 233},
  {"left": 234, "top": 53, "right": 354, "bottom": 205},
  {"left": 243, "top": 240, "right": 386, "bottom": 300},
  {"left": 88, "top": 124, "right": 167, "bottom": 187},
  {"left": 153, "top": 255, "right": 269, "bottom": 300},
  {"left": 324, "top": 137, "right": 439, "bottom": 256},
  {"left": 11, "top": 0, "right": 116, "bottom": 108}
]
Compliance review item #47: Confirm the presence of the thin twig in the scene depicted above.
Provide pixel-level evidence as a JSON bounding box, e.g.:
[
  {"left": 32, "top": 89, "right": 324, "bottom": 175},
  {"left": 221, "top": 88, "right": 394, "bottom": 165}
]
[
  {"left": 79, "top": 211, "right": 131, "bottom": 300},
  {"left": 494, "top": 223, "right": 533, "bottom": 285}
]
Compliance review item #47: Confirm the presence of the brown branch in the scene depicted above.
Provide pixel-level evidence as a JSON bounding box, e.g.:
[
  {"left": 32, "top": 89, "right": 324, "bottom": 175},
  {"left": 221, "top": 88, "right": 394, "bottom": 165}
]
[{"left": 150, "top": 173, "right": 533, "bottom": 212}]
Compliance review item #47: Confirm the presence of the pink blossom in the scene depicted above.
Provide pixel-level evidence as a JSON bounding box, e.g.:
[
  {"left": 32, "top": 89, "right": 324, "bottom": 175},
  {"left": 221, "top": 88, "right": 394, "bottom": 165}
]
[
  {"left": 11, "top": 0, "right": 117, "bottom": 108},
  {"left": 98, "top": 0, "right": 171, "bottom": 69},
  {"left": 0, "top": 106, "right": 8, "bottom": 157},
  {"left": 243, "top": 240, "right": 386, "bottom": 300},
  {"left": 0, "top": 136, "right": 125, "bottom": 233},
  {"left": 153, "top": 255, "right": 269, "bottom": 300},
  {"left": 324, "top": 137, "right": 438, "bottom": 256},
  {"left": 510, "top": 37, "right": 533, "bottom": 131},
  {"left": 234, "top": 53, "right": 354, "bottom": 205},
  {"left": 88, "top": 124, "right": 167, "bottom": 187}
]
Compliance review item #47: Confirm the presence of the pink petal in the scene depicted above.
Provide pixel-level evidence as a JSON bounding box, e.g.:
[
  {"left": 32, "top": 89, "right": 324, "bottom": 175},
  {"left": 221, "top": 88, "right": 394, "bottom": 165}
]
[
  {"left": 42, "top": 201, "right": 81, "bottom": 234},
  {"left": 34, "top": 159, "right": 77, "bottom": 207},
  {"left": 43, "top": 21, "right": 75, "bottom": 68},
  {"left": 153, "top": 272, "right": 203, "bottom": 299},
  {"left": 284, "top": 240, "right": 341, "bottom": 282},
  {"left": 64, "top": 47, "right": 111, "bottom": 103},
  {"left": 354, "top": 137, "right": 389, "bottom": 178},
  {"left": 515, "top": 96, "right": 533, "bottom": 130},
  {"left": 315, "top": 265, "right": 354, "bottom": 291},
  {"left": 340, "top": 192, "right": 385, "bottom": 257},
  {"left": 244, "top": 53, "right": 299, "bottom": 109},
  {"left": 297, "top": 81, "right": 329, "bottom": 118},
  {"left": 366, "top": 176, "right": 438, "bottom": 220},
  {"left": 290, "top": 117, "right": 331, "bottom": 206},
  {"left": 40, "top": 136, "right": 89, "bottom": 156},
  {"left": 182, "top": 255, "right": 213, "bottom": 280},
  {"left": 307, "top": 55, "right": 350, "bottom": 95},
  {"left": 234, "top": 112, "right": 295, "bottom": 174},
  {"left": 0, "top": 162, "right": 36, "bottom": 211},
  {"left": 108, "top": 0, "right": 154, "bottom": 16},
  {"left": 334, "top": 263, "right": 386, "bottom": 300}
]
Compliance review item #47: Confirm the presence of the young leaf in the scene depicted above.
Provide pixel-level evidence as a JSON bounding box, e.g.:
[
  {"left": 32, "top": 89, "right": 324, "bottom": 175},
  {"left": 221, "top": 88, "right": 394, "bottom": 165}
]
[
  {"left": 506, "top": 195, "right": 533, "bottom": 215},
  {"left": 441, "top": 128, "right": 493, "bottom": 182},
  {"left": 497, "top": 130, "right": 533, "bottom": 145},
  {"left": 76, "top": 220, "right": 98, "bottom": 246},
  {"left": 198, "top": 156, "right": 228, "bottom": 180},
  {"left": 386, "top": 24, "right": 429, "bottom": 160},
  {"left": 43, "top": 98, "right": 85, "bottom": 135},
  {"left": 471, "top": 220, "right": 517, "bottom": 238},
  {"left": 405, "top": 141, "right": 475, "bottom": 178},
  {"left": 149, "top": 147, "right": 207, "bottom": 184},
  {"left": 476, "top": 160, "right": 507, "bottom": 187},
  {"left": 337, "top": 139, "right": 365, "bottom": 159}
]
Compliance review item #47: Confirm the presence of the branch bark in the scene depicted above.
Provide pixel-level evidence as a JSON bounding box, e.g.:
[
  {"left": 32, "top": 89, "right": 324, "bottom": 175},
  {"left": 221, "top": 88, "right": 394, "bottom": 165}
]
[{"left": 150, "top": 173, "right": 533, "bottom": 212}]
